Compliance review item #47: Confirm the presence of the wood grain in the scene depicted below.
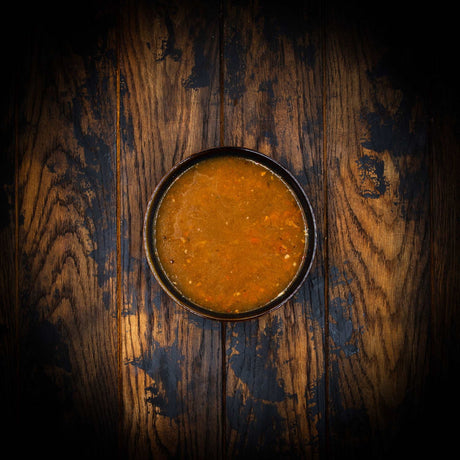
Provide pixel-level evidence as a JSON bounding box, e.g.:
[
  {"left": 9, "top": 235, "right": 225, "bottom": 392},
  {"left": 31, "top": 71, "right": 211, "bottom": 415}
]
[
  {"left": 223, "top": 1, "right": 326, "bottom": 457},
  {"left": 325, "top": 4, "right": 431, "bottom": 457},
  {"left": 119, "top": 0, "right": 222, "bottom": 457},
  {"left": 1, "top": 1, "right": 458, "bottom": 458},
  {"left": 14, "top": 5, "right": 119, "bottom": 457}
]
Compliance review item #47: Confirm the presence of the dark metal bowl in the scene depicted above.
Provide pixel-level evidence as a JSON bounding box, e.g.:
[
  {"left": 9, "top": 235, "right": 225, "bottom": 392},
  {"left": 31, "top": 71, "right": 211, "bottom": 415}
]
[{"left": 144, "top": 147, "right": 316, "bottom": 321}]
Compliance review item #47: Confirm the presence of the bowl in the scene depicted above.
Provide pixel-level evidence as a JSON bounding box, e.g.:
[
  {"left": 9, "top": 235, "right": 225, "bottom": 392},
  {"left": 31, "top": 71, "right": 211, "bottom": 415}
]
[{"left": 144, "top": 147, "right": 316, "bottom": 321}]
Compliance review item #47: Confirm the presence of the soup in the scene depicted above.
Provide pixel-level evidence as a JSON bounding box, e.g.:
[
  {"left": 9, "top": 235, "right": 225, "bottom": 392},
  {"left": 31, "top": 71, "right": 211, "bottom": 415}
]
[{"left": 154, "top": 155, "right": 308, "bottom": 313}]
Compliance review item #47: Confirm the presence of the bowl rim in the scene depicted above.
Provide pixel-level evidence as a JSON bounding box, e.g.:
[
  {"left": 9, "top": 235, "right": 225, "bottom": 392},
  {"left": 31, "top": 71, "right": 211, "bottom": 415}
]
[{"left": 143, "top": 146, "right": 317, "bottom": 321}]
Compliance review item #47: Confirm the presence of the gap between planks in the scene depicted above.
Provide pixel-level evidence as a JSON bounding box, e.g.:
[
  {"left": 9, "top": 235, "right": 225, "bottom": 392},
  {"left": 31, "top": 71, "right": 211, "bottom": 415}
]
[
  {"left": 320, "top": 0, "right": 330, "bottom": 454},
  {"left": 219, "top": 2, "right": 228, "bottom": 458}
]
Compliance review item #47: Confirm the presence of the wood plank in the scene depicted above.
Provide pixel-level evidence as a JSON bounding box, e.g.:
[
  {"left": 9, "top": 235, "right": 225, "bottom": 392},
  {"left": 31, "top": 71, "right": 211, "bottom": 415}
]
[
  {"left": 119, "top": 0, "right": 222, "bottom": 457},
  {"left": 0, "top": 17, "right": 18, "bottom": 444},
  {"left": 223, "top": 1, "right": 326, "bottom": 457},
  {"left": 428, "top": 66, "right": 460, "bottom": 455},
  {"left": 325, "top": 3, "right": 432, "bottom": 457},
  {"left": 15, "top": 5, "right": 119, "bottom": 457}
]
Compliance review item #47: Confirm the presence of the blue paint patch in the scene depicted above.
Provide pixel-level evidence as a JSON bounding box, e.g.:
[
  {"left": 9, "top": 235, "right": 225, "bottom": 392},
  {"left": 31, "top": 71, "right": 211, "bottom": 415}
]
[
  {"left": 152, "top": 289, "right": 162, "bottom": 310},
  {"left": 329, "top": 264, "right": 353, "bottom": 287},
  {"left": 396, "top": 162, "right": 429, "bottom": 221},
  {"left": 360, "top": 71, "right": 428, "bottom": 219},
  {"left": 140, "top": 282, "right": 161, "bottom": 317},
  {"left": 224, "top": 26, "right": 246, "bottom": 101},
  {"left": 184, "top": 310, "right": 221, "bottom": 331},
  {"left": 262, "top": 130, "right": 278, "bottom": 147},
  {"left": 361, "top": 109, "right": 395, "bottom": 154},
  {"left": 356, "top": 154, "right": 389, "bottom": 199},
  {"left": 226, "top": 388, "right": 287, "bottom": 457},
  {"left": 329, "top": 265, "right": 361, "bottom": 357},
  {"left": 155, "top": 15, "right": 182, "bottom": 62},
  {"left": 182, "top": 28, "right": 211, "bottom": 90},
  {"left": 71, "top": 74, "right": 116, "bottom": 294},
  {"left": 129, "top": 338, "right": 184, "bottom": 418},
  {"left": 360, "top": 101, "right": 425, "bottom": 158},
  {"left": 102, "top": 291, "right": 111, "bottom": 311},
  {"left": 256, "top": 1, "right": 320, "bottom": 69},
  {"left": 294, "top": 265, "right": 325, "bottom": 331},
  {"left": 329, "top": 293, "right": 358, "bottom": 358},
  {"left": 228, "top": 317, "right": 286, "bottom": 402}
]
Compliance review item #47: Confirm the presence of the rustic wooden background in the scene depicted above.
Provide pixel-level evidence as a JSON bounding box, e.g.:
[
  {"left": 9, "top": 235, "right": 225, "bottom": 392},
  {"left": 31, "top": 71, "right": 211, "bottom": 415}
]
[{"left": 1, "top": 0, "right": 458, "bottom": 458}]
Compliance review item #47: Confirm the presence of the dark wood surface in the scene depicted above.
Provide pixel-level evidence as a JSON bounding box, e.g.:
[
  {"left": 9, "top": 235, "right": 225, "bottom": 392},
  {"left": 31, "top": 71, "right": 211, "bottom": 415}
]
[{"left": 1, "top": 1, "right": 458, "bottom": 458}]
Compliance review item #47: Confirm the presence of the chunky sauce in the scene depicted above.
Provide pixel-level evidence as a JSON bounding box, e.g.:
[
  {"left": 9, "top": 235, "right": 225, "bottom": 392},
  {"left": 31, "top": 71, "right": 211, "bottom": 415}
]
[{"left": 154, "top": 156, "right": 308, "bottom": 313}]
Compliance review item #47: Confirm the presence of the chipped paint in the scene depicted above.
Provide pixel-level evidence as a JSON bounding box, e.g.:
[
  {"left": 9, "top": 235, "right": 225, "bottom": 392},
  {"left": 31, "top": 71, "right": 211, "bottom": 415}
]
[
  {"left": 130, "top": 338, "right": 184, "bottom": 419},
  {"left": 329, "top": 264, "right": 362, "bottom": 357},
  {"left": 356, "top": 154, "right": 389, "bottom": 199}
]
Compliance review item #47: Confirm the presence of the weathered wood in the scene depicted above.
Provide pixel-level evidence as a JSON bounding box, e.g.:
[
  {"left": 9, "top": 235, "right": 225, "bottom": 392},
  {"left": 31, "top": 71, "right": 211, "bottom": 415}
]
[
  {"left": 1, "top": 1, "right": 458, "bottom": 458},
  {"left": 223, "top": 1, "right": 326, "bottom": 457},
  {"left": 0, "top": 22, "right": 18, "bottom": 445},
  {"left": 14, "top": 5, "right": 119, "bottom": 457},
  {"left": 119, "top": 0, "right": 222, "bottom": 457},
  {"left": 325, "top": 3, "right": 431, "bottom": 457}
]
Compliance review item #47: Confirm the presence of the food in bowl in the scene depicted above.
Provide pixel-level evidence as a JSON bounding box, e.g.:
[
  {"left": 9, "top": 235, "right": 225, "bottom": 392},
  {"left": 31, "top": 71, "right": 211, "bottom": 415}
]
[{"left": 150, "top": 153, "right": 309, "bottom": 315}]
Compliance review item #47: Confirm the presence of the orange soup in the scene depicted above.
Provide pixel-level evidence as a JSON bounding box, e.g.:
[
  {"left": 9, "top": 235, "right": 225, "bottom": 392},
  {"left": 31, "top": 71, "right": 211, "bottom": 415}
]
[{"left": 154, "top": 156, "right": 308, "bottom": 313}]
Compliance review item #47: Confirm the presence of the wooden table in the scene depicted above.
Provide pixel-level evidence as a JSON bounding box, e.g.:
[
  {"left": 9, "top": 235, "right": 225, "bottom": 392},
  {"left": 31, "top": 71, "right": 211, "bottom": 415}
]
[{"left": 1, "top": 0, "right": 458, "bottom": 458}]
